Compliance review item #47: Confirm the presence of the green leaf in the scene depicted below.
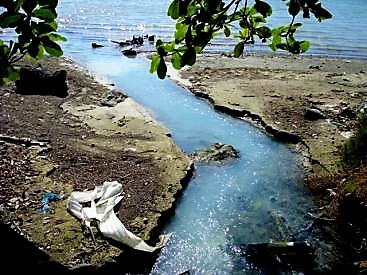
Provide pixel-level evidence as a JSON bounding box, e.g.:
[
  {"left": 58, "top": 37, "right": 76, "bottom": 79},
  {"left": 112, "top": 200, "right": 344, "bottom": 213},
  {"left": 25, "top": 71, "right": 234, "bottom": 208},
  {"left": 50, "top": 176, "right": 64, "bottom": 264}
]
[
  {"left": 33, "top": 7, "right": 57, "bottom": 21},
  {"left": 0, "top": 44, "right": 10, "bottom": 56},
  {"left": 47, "top": 33, "right": 67, "bottom": 42},
  {"left": 303, "top": 7, "right": 310, "bottom": 18},
  {"left": 41, "top": 36, "right": 62, "bottom": 56},
  {"left": 0, "top": 13, "right": 24, "bottom": 28},
  {"left": 157, "top": 58, "right": 167, "bottom": 79},
  {"left": 256, "top": 26, "right": 271, "bottom": 39},
  {"left": 22, "top": 0, "right": 37, "bottom": 14},
  {"left": 7, "top": 67, "right": 19, "bottom": 81},
  {"left": 33, "top": 21, "right": 57, "bottom": 34},
  {"left": 15, "top": 0, "right": 25, "bottom": 11},
  {"left": 276, "top": 43, "right": 288, "bottom": 51},
  {"left": 182, "top": 47, "right": 196, "bottom": 66},
  {"left": 38, "top": 0, "right": 58, "bottom": 8},
  {"left": 318, "top": 7, "right": 333, "bottom": 21},
  {"left": 252, "top": 15, "right": 266, "bottom": 24},
  {"left": 269, "top": 30, "right": 282, "bottom": 51},
  {"left": 27, "top": 40, "right": 41, "bottom": 58},
  {"left": 224, "top": 25, "right": 231, "bottom": 37},
  {"left": 311, "top": 4, "right": 332, "bottom": 21},
  {"left": 171, "top": 52, "right": 182, "bottom": 70},
  {"left": 254, "top": 1, "right": 272, "bottom": 18},
  {"left": 233, "top": 41, "right": 244, "bottom": 57},
  {"left": 168, "top": 0, "right": 180, "bottom": 19},
  {"left": 175, "top": 23, "right": 189, "bottom": 42},
  {"left": 7, "top": 70, "right": 19, "bottom": 81},
  {"left": 299, "top": 40, "right": 310, "bottom": 53},
  {"left": 149, "top": 55, "right": 160, "bottom": 73},
  {"left": 288, "top": 0, "right": 300, "bottom": 16},
  {"left": 239, "top": 28, "right": 249, "bottom": 39}
]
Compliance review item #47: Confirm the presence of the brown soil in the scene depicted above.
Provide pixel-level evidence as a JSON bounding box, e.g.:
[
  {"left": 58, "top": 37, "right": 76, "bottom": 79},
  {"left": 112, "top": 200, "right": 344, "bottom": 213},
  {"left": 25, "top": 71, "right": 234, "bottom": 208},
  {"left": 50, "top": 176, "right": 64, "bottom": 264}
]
[
  {"left": 175, "top": 54, "right": 367, "bottom": 176},
  {"left": 0, "top": 57, "right": 192, "bottom": 273}
]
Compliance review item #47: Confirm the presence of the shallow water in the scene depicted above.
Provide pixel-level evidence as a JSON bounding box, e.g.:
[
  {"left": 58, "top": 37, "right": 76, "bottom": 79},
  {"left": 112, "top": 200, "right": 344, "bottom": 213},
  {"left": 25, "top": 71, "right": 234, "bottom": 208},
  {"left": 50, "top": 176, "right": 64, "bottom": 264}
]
[{"left": 55, "top": 0, "right": 367, "bottom": 58}]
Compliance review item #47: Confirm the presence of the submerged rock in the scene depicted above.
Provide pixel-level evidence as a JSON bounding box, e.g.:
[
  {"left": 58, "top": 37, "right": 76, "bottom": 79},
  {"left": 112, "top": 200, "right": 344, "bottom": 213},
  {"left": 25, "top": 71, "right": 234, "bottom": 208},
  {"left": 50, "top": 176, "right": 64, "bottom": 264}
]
[
  {"left": 191, "top": 143, "right": 239, "bottom": 163},
  {"left": 242, "top": 241, "right": 314, "bottom": 267}
]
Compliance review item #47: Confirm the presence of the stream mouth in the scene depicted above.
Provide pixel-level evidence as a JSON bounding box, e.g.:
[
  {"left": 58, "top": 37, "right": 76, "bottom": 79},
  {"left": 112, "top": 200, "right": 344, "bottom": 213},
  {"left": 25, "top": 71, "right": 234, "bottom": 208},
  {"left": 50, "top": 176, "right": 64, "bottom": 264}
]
[{"left": 70, "top": 52, "right": 338, "bottom": 274}]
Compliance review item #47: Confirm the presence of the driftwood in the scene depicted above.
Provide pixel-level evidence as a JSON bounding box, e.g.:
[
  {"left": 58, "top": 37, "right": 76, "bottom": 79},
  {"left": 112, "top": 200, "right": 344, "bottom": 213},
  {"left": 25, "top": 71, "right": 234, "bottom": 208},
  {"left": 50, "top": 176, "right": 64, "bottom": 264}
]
[{"left": 0, "top": 134, "right": 48, "bottom": 147}]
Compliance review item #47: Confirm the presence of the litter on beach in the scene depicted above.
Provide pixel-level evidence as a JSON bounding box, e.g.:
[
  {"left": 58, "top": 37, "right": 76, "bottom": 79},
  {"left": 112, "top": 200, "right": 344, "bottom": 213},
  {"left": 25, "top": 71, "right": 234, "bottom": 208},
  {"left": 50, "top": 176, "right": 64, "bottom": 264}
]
[{"left": 67, "top": 181, "right": 169, "bottom": 252}]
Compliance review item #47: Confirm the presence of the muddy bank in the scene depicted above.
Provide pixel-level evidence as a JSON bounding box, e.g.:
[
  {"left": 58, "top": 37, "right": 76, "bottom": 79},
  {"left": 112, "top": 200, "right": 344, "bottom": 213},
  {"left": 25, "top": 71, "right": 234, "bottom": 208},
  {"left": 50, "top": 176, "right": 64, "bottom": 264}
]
[
  {"left": 0, "top": 57, "right": 192, "bottom": 271},
  {"left": 174, "top": 54, "right": 367, "bottom": 177}
]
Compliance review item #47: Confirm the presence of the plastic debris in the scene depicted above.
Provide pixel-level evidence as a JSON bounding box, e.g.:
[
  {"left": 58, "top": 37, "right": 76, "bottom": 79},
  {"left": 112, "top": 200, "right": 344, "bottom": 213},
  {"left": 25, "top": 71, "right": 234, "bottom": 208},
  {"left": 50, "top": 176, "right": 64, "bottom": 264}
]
[
  {"left": 41, "top": 192, "right": 60, "bottom": 213},
  {"left": 67, "top": 181, "right": 170, "bottom": 252}
]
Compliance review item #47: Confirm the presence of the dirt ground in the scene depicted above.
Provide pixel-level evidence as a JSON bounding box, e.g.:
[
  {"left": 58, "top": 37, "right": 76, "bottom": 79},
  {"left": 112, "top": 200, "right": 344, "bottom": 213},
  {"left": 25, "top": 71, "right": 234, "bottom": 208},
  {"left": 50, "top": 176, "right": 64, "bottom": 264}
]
[
  {"left": 0, "top": 57, "right": 192, "bottom": 273},
  {"left": 176, "top": 54, "right": 367, "bottom": 177}
]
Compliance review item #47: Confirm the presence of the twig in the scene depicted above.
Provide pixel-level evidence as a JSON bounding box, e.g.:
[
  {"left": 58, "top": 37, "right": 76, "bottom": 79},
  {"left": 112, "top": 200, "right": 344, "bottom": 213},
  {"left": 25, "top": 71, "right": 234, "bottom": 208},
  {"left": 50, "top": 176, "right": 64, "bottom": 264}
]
[
  {"left": 89, "top": 227, "right": 97, "bottom": 247},
  {"left": 307, "top": 212, "right": 336, "bottom": 222},
  {"left": 0, "top": 134, "right": 48, "bottom": 147}
]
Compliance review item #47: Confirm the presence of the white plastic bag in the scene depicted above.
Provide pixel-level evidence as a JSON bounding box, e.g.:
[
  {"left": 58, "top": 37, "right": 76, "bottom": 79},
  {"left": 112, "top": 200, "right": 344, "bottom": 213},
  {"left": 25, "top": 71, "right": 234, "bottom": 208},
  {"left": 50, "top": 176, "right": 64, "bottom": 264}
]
[{"left": 67, "top": 181, "right": 169, "bottom": 252}]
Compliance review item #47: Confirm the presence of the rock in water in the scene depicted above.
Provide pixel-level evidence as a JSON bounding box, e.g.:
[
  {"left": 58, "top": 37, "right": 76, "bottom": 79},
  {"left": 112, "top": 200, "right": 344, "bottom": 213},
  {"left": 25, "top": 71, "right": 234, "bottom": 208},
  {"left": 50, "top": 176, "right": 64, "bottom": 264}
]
[
  {"left": 122, "top": 49, "right": 137, "bottom": 57},
  {"left": 92, "top": 42, "right": 104, "bottom": 48},
  {"left": 242, "top": 241, "right": 314, "bottom": 270},
  {"left": 191, "top": 143, "right": 240, "bottom": 163},
  {"left": 15, "top": 67, "right": 68, "bottom": 98}
]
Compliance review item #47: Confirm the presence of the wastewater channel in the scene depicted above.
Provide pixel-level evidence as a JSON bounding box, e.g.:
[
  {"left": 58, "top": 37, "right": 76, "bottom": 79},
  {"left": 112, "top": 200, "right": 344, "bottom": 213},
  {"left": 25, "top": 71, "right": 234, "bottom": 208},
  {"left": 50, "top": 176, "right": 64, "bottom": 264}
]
[{"left": 63, "top": 46, "right": 337, "bottom": 274}]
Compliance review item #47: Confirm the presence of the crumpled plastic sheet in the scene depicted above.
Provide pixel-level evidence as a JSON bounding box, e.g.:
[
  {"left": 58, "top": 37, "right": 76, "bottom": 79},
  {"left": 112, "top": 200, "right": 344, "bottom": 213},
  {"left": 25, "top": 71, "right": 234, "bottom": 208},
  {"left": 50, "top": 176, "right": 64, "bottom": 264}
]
[
  {"left": 41, "top": 192, "right": 60, "bottom": 213},
  {"left": 67, "top": 181, "right": 169, "bottom": 252}
]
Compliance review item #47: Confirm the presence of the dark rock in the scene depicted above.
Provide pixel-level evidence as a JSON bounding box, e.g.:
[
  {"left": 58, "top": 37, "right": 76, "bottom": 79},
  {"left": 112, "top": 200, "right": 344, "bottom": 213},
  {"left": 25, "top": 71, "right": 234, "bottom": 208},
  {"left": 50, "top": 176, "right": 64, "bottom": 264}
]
[
  {"left": 242, "top": 241, "right": 314, "bottom": 267},
  {"left": 339, "top": 107, "right": 357, "bottom": 119},
  {"left": 91, "top": 42, "right": 104, "bottom": 48},
  {"left": 15, "top": 67, "right": 68, "bottom": 98},
  {"left": 148, "top": 35, "right": 155, "bottom": 42},
  {"left": 122, "top": 49, "right": 137, "bottom": 57},
  {"left": 100, "top": 90, "right": 127, "bottom": 107},
  {"left": 191, "top": 143, "right": 239, "bottom": 163},
  {"left": 111, "top": 40, "right": 131, "bottom": 47},
  {"left": 264, "top": 126, "right": 300, "bottom": 144},
  {"left": 131, "top": 36, "right": 144, "bottom": 45},
  {"left": 304, "top": 107, "right": 326, "bottom": 121}
]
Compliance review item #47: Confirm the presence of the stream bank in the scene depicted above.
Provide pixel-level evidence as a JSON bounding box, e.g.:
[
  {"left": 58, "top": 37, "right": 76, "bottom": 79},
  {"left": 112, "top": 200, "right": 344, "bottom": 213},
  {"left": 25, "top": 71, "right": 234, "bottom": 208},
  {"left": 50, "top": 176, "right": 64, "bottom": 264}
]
[
  {"left": 176, "top": 53, "right": 367, "bottom": 177},
  {"left": 0, "top": 57, "right": 192, "bottom": 272}
]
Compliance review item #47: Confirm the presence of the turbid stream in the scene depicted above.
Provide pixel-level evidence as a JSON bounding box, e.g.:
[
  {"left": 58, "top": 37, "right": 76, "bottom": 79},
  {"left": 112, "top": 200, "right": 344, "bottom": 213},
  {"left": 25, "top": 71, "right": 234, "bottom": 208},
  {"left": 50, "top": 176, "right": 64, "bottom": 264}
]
[{"left": 64, "top": 48, "right": 337, "bottom": 274}]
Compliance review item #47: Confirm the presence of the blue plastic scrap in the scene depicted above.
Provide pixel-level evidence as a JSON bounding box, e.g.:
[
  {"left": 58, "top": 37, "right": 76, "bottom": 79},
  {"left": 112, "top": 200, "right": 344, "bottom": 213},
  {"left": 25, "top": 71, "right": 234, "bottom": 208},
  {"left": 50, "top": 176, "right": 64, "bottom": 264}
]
[{"left": 41, "top": 192, "right": 60, "bottom": 213}]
